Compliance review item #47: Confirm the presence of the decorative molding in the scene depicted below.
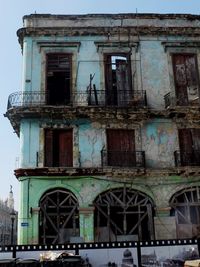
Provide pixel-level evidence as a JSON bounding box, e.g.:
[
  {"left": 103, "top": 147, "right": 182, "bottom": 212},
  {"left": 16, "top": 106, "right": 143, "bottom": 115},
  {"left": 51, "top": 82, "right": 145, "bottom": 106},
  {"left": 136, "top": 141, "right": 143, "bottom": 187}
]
[
  {"left": 37, "top": 41, "right": 81, "bottom": 52},
  {"left": 162, "top": 41, "right": 200, "bottom": 52},
  {"left": 94, "top": 41, "right": 139, "bottom": 52},
  {"left": 79, "top": 207, "right": 95, "bottom": 214}
]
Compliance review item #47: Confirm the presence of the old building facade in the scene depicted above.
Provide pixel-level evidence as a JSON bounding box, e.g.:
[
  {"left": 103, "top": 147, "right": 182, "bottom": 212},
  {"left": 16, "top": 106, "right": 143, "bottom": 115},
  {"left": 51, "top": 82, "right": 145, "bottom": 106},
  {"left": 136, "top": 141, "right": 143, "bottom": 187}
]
[
  {"left": 5, "top": 13, "right": 200, "bottom": 244},
  {"left": 0, "top": 187, "right": 17, "bottom": 245}
]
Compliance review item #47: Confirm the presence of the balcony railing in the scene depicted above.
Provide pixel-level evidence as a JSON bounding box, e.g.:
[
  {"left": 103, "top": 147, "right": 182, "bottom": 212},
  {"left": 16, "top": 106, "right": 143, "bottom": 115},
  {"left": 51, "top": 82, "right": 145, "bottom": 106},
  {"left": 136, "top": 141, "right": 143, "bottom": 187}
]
[
  {"left": 7, "top": 90, "right": 147, "bottom": 110},
  {"left": 101, "top": 150, "right": 145, "bottom": 168},
  {"left": 164, "top": 92, "right": 200, "bottom": 108},
  {"left": 174, "top": 150, "right": 200, "bottom": 167}
]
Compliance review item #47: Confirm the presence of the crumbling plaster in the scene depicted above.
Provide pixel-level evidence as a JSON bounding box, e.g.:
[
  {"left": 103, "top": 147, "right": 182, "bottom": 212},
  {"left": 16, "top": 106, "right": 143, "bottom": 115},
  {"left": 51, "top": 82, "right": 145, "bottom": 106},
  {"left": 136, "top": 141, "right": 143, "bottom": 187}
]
[
  {"left": 142, "top": 119, "right": 178, "bottom": 168},
  {"left": 22, "top": 14, "right": 200, "bottom": 29}
]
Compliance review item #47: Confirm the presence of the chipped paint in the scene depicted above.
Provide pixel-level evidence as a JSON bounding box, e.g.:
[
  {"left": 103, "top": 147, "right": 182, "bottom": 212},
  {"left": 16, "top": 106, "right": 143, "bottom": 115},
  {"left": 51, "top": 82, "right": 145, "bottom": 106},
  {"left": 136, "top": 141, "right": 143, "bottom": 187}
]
[{"left": 6, "top": 13, "right": 200, "bottom": 244}]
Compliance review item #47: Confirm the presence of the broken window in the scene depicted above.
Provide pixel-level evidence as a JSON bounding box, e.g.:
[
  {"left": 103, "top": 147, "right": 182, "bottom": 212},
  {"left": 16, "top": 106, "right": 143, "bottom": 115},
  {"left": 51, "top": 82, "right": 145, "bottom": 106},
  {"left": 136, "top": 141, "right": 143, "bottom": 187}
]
[
  {"left": 45, "top": 129, "right": 73, "bottom": 167},
  {"left": 170, "top": 187, "right": 200, "bottom": 239},
  {"left": 46, "top": 53, "right": 72, "bottom": 105},
  {"left": 172, "top": 54, "right": 200, "bottom": 106},
  {"left": 94, "top": 187, "right": 154, "bottom": 242},
  {"left": 176, "top": 129, "right": 200, "bottom": 166},
  {"left": 104, "top": 54, "right": 132, "bottom": 106},
  {"left": 39, "top": 188, "right": 79, "bottom": 244}
]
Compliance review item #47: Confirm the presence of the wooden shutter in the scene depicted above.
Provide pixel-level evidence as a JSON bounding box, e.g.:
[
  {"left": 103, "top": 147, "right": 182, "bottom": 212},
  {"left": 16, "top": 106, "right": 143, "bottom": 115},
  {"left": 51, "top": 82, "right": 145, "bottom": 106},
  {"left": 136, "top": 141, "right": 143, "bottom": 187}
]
[
  {"left": 178, "top": 129, "right": 193, "bottom": 152},
  {"left": 107, "top": 129, "right": 135, "bottom": 166},
  {"left": 173, "top": 54, "right": 199, "bottom": 105},
  {"left": 104, "top": 55, "right": 115, "bottom": 105},
  {"left": 191, "top": 129, "right": 200, "bottom": 165},
  {"left": 59, "top": 130, "right": 73, "bottom": 167},
  {"left": 191, "top": 129, "right": 200, "bottom": 150},
  {"left": 107, "top": 129, "right": 135, "bottom": 151},
  {"left": 178, "top": 129, "right": 193, "bottom": 166},
  {"left": 45, "top": 129, "right": 53, "bottom": 167},
  {"left": 116, "top": 59, "right": 130, "bottom": 106}
]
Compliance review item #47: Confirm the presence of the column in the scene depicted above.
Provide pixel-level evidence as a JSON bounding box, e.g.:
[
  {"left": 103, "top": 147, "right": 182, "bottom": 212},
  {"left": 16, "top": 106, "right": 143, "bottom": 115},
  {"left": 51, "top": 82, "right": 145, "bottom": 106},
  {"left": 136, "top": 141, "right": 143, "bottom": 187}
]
[
  {"left": 79, "top": 207, "right": 95, "bottom": 242},
  {"left": 154, "top": 207, "right": 176, "bottom": 240}
]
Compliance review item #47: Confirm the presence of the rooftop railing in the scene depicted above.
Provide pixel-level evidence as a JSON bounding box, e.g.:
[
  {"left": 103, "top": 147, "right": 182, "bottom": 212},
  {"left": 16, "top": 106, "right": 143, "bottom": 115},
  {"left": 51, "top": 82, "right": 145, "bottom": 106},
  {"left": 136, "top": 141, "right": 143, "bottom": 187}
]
[{"left": 7, "top": 90, "right": 147, "bottom": 110}]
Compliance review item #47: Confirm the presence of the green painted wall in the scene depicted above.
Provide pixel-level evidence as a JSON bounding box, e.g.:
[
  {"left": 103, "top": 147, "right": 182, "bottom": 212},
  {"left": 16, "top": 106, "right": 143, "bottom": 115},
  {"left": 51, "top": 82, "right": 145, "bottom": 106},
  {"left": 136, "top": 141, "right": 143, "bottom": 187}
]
[{"left": 17, "top": 175, "right": 200, "bottom": 244}]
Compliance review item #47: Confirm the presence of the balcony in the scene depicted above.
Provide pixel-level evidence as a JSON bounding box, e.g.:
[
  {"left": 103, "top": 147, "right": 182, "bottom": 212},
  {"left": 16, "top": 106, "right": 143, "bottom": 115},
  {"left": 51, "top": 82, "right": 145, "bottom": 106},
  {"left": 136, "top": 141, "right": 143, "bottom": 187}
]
[
  {"left": 7, "top": 90, "right": 147, "bottom": 110},
  {"left": 164, "top": 92, "right": 200, "bottom": 108},
  {"left": 101, "top": 150, "right": 145, "bottom": 168},
  {"left": 174, "top": 150, "right": 200, "bottom": 167}
]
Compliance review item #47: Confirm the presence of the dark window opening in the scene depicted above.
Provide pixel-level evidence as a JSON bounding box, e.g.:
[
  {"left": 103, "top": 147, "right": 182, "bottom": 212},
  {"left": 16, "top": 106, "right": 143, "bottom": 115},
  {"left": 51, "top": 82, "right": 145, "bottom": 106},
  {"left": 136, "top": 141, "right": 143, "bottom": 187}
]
[
  {"left": 45, "top": 129, "right": 73, "bottom": 167},
  {"left": 104, "top": 54, "right": 132, "bottom": 106},
  {"left": 172, "top": 54, "right": 200, "bottom": 106},
  {"left": 46, "top": 54, "right": 72, "bottom": 105}
]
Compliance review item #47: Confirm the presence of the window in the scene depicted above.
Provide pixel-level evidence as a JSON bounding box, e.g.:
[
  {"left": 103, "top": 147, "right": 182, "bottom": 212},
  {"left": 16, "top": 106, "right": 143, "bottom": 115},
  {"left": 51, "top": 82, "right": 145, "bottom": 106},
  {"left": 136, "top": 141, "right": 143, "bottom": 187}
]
[
  {"left": 101, "top": 129, "right": 145, "bottom": 167},
  {"left": 94, "top": 187, "right": 154, "bottom": 241},
  {"left": 46, "top": 53, "right": 72, "bottom": 105},
  {"left": 45, "top": 129, "right": 73, "bottom": 167},
  {"left": 170, "top": 187, "right": 200, "bottom": 239},
  {"left": 176, "top": 128, "right": 200, "bottom": 166},
  {"left": 104, "top": 54, "right": 132, "bottom": 106},
  {"left": 172, "top": 54, "right": 200, "bottom": 105},
  {"left": 39, "top": 188, "right": 79, "bottom": 244}
]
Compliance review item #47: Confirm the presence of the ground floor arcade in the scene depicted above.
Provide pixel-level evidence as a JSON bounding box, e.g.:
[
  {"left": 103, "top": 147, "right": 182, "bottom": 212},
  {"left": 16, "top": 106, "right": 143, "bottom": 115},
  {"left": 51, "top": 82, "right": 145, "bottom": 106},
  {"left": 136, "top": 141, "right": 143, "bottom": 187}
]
[{"left": 17, "top": 175, "right": 200, "bottom": 244}]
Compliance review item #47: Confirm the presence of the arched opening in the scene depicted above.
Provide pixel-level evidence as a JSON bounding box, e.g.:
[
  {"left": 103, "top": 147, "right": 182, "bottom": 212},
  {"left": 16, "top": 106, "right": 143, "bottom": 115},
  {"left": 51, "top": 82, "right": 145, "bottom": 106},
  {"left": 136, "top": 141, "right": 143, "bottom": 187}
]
[
  {"left": 39, "top": 188, "right": 79, "bottom": 244},
  {"left": 170, "top": 186, "right": 200, "bottom": 239},
  {"left": 93, "top": 186, "right": 155, "bottom": 242}
]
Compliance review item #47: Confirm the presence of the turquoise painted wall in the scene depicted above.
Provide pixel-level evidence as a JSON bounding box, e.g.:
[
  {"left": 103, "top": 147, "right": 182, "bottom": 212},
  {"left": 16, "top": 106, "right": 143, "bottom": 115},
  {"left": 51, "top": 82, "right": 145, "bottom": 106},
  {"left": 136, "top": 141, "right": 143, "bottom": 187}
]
[
  {"left": 140, "top": 40, "right": 171, "bottom": 109},
  {"left": 20, "top": 119, "right": 40, "bottom": 168},
  {"left": 79, "top": 122, "right": 104, "bottom": 167},
  {"left": 19, "top": 116, "right": 178, "bottom": 169},
  {"left": 142, "top": 119, "right": 178, "bottom": 168}
]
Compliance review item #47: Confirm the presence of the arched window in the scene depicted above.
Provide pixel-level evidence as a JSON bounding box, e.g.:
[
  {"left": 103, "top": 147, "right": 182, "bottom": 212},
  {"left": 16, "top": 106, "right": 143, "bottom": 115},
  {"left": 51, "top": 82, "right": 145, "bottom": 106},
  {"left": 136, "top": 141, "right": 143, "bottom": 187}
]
[
  {"left": 39, "top": 188, "right": 79, "bottom": 244},
  {"left": 94, "top": 186, "right": 154, "bottom": 242},
  {"left": 170, "top": 186, "right": 200, "bottom": 238}
]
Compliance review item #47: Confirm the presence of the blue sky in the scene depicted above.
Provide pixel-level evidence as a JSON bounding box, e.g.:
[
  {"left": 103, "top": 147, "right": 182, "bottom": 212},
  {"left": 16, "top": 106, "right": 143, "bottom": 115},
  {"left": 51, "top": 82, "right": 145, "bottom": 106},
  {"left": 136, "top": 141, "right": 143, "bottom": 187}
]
[{"left": 0, "top": 0, "right": 200, "bottom": 210}]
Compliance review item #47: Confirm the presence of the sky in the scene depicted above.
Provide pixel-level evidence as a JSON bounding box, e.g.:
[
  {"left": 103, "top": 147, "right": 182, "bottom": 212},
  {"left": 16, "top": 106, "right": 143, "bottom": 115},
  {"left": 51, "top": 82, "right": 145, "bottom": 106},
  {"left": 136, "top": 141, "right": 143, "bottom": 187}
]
[{"left": 0, "top": 0, "right": 200, "bottom": 210}]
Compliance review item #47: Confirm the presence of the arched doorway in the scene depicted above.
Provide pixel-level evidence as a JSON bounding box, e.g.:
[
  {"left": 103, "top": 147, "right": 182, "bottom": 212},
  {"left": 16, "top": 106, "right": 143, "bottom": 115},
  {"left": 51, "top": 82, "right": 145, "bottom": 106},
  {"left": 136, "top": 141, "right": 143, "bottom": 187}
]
[
  {"left": 170, "top": 186, "right": 200, "bottom": 239},
  {"left": 39, "top": 188, "right": 79, "bottom": 244},
  {"left": 93, "top": 186, "right": 155, "bottom": 242}
]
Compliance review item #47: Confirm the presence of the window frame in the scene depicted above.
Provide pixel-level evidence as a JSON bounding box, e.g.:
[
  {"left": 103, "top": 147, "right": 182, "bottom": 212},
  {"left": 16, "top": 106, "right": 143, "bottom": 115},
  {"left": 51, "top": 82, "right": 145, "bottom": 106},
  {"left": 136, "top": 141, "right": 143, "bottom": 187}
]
[{"left": 163, "top": 42, "right": 200, "bottom": 105}]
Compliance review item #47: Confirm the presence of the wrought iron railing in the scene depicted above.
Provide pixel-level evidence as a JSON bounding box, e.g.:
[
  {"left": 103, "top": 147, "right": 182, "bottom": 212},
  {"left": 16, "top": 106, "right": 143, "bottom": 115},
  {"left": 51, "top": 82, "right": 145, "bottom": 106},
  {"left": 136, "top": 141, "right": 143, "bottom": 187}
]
[
  {"left": 7, "top": 90, "right": 147, "bottom": 110},
  {"left": 101, "top": 150, "right": 145, "bottom": 168},
  {"left": 164, "top": 92, "right": 200, "bottom": 108},
  {"left": 174, "top": 150, "right": 200, "bottom": 167},
  {"left": 7, "top": 91, "right": 47, "bottom": 109},
  {"left": 164, "top": 92, "right": 171, "bottom": 108}
]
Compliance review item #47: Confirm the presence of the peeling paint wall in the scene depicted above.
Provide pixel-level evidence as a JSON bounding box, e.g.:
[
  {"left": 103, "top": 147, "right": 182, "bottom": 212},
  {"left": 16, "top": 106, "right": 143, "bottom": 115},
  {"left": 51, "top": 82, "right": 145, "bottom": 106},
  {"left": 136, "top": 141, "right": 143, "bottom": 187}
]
[
  {"left": 142, "top": 119, "right": 178, "bottom": 168},
  {"left": 79, "top": 122, "right": 104, "bottom": 167},
  {"left": 20, "top": 119, "right": 40, "bottom": 167},
  {"left": 140, "top": 40, "right": 171, "bottom": 109},
  {"left": 15, "top": 14, "right": 200, "bottom": 244}
]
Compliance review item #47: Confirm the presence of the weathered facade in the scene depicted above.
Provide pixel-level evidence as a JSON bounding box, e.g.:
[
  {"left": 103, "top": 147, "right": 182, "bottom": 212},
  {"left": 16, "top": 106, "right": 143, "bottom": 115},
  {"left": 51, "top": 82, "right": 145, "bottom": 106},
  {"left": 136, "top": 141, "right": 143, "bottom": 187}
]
[{"left": 5, "top": 13, "right": 200, "bottom": 244}]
